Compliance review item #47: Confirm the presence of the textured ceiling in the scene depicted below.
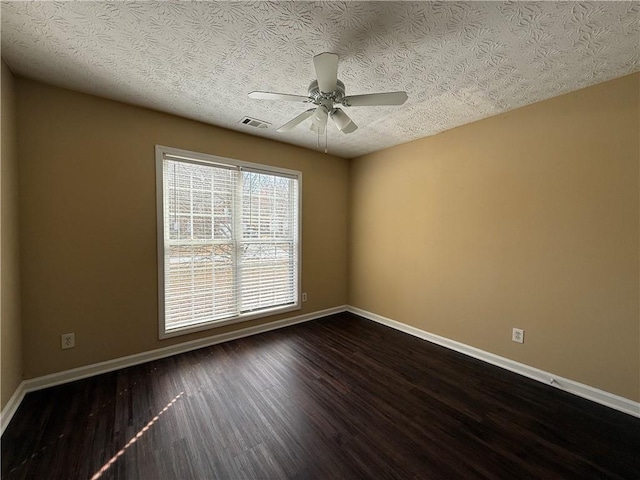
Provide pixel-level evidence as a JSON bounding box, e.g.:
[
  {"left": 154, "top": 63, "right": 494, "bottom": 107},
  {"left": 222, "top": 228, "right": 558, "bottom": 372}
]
[{"left": 2, "top": 1, "right": 638, "bottom": 158}]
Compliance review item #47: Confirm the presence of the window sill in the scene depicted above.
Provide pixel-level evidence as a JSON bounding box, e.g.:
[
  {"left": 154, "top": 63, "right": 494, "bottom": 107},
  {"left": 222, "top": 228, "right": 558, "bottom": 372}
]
[{"left": 159, "top": 302, "right": 301, "bottom": 340}]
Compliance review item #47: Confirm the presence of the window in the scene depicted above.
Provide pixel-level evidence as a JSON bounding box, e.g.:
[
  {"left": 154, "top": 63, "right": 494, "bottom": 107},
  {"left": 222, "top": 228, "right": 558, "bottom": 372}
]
[{"left": 156, "top": 145, "right": 301, "bottom": 338}]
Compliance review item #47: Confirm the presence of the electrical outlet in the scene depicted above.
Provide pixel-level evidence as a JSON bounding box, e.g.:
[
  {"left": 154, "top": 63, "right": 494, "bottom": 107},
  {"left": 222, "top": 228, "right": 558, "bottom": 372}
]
[
  {"left": 61, "top": 332, "right": 75, "bottom": 349},
  {"left": 302, "top": 292, "right": 307, "bottom": 302},
  {"left": 512, "top": 328, "right": 524, "bottom": 344}
]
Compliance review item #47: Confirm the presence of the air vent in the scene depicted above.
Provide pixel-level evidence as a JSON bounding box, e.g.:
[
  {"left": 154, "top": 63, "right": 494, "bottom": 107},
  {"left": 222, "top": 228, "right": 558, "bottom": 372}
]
[{"left": 238, "top": 116, "right": 271, "bottom": 129}]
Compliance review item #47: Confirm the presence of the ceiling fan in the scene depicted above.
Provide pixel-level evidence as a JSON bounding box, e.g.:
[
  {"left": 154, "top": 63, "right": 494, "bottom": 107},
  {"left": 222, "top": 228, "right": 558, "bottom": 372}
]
[{"left": 248, "top": 52, "right": 408, "bottom": 135}]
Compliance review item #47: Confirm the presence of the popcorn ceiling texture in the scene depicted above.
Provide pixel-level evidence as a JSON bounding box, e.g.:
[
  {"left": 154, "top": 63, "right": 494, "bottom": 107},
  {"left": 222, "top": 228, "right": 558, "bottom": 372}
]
[{"left": 1, "top": 1, "right": 638, "bottom": 158}]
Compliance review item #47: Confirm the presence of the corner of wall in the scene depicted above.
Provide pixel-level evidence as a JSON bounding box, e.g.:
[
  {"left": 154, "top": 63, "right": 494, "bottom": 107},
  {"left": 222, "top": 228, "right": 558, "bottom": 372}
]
[{"left": 1, "top": 59, "right": 24, "bottom": 411}]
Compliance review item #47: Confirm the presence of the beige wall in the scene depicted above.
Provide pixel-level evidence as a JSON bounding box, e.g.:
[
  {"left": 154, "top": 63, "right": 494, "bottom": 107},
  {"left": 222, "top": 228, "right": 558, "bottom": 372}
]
[
  {"left": 1, "top": 61, "right": 23, "bottom": 408},
  {"left": 350, "top": 74, "right": 640, "bottom": 402},
  {"left": 17, "top": 79, "right": 349, "bottom": 378}
]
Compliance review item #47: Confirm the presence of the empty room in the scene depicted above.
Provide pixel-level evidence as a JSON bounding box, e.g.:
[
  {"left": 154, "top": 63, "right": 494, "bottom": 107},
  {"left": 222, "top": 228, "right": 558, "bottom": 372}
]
[{"left": 1, "top": 2, "right": 639, "bottom": 479}]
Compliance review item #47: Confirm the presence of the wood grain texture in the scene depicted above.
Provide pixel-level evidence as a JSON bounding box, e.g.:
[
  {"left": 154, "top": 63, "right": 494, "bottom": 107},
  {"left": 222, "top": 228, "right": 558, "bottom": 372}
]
[{"left": 2, "top": 313, "right": 639, "bottom": 479}]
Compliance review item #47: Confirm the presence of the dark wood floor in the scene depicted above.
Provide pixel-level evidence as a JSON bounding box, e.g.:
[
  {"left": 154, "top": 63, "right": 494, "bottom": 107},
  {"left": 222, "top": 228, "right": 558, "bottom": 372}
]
[{"left": 2, "top": 313, "right": 639, "bottom": 479}]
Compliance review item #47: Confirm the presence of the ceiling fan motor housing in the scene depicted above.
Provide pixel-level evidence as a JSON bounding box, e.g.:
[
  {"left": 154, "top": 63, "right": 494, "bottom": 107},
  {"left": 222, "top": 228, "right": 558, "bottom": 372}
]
[{"left": 308, "top": 79, "right": 345, "bottom": 107}]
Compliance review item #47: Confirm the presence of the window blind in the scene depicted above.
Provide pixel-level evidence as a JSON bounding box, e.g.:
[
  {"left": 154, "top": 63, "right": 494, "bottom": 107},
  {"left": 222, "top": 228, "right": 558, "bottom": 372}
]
[{"left": 158, "top": 148, "right": 300, "bottom": 336}]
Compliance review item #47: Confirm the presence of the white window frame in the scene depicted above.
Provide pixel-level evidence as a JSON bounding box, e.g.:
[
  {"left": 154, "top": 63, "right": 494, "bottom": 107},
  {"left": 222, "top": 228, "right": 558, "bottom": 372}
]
[{"left": 156, "top": 145, "right": 302, "bottom": 339}]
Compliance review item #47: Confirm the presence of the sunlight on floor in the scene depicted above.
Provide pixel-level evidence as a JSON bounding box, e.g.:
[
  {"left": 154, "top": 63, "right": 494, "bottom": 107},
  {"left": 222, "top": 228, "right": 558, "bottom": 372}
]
[{"left": 90, "top": 391, "right": 184, "bottom": 480}]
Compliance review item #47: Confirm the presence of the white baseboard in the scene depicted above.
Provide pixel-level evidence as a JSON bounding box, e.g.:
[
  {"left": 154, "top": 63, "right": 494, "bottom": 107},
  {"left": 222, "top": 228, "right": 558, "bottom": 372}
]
[
  {"left": 3, "top": 304, "right": 638, "bottom": 436},
  {"left": 0, "top": 381, "right": 26, "bottom": 435},
  {"left": 347, "top": 306, "right": 640, "bottom": 418},
  {"left": 0, "top": 305, "right": 346, "bottom": 435}
]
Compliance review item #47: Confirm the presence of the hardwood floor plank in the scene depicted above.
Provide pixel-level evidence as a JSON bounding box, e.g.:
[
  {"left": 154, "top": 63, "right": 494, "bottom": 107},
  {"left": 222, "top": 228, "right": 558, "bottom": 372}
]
[{"left": 2, "top": 313, "right": 639, "bottom": 479}]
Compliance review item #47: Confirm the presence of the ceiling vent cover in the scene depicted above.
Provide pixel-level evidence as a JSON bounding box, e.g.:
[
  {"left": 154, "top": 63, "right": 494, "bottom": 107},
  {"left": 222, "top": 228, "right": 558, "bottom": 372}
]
[{"left": 238, "top": 116, "right": 271, "bottom": 129}]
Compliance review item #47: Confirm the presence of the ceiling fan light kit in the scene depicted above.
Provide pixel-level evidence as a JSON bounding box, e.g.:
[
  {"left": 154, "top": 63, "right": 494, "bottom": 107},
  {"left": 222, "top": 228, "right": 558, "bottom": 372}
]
[
  {"left": 249, "top": 52, "right": 408, "bottom": 145},
  {"left": 311, "top": 105, "right": 329, "bottom": 129},
  {"left": 330, "top": 108, "right": 357, "bottom": 134}
]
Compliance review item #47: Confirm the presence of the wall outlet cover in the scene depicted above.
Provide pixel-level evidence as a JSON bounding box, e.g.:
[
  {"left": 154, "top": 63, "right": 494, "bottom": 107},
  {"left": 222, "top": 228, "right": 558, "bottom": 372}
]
[
  {"left": 512, "top": 328, "right": 524, "bottom": 344},
  {"left": 61, "top": 332, "right": 75, "bottom": 349}
]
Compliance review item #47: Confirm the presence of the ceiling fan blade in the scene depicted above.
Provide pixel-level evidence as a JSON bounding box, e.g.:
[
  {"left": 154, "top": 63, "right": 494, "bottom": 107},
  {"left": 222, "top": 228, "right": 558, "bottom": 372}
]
[
  {"left": 277, "top": 108, "right": 316, "bottom": 132},
  {"left": 330, "top": 108, "right": 358, "bottom": 134},
  {"left": 249, "top": 91, "right": 310, "bottom": 102},
  {"left": 343, "top": 91, "right": 408, "bottom": 107},
  {"left": 313, "top": 52, "right": 339, "bottom": 93}
]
